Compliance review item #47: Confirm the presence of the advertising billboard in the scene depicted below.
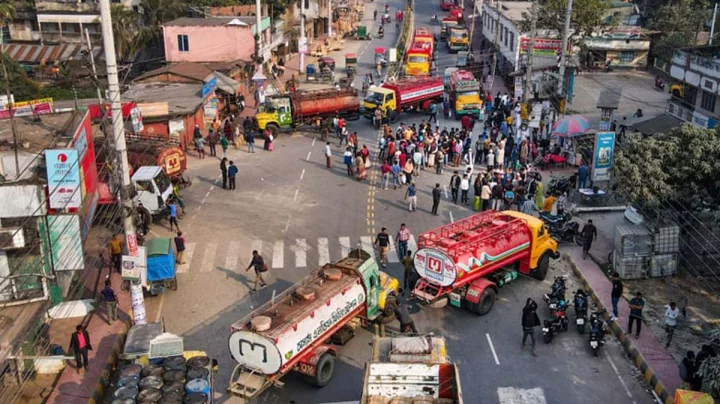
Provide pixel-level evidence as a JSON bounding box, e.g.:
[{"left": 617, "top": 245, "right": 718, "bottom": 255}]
[
  {"left": 520, "top": 37, "right": 571, "bottom": 57},
  {"left": 70, "top": 111, "right": 98, "bottom": 240},
  {"left": 45, "top": 149, "right": 82, "bottom": 209},
  {"left": 0, "top": 98, "right": 53, "bottom": 119},
  {"left": 47, "top": 215, "right": 84, "bottom": 271},
  {"left": 592, "top": 132, "right": 616, "bottom": 182}
]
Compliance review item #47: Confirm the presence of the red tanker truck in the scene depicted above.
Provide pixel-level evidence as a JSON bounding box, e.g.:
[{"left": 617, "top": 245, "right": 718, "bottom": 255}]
[
  {"left": 255, "top": 88, "right": 360, "bottom": 135},
  {"left": 411, "top": 210, "right": 559, "bottom": 315},
  {"left": 362, "top": 76, "right": 444, "bottom": 123}
]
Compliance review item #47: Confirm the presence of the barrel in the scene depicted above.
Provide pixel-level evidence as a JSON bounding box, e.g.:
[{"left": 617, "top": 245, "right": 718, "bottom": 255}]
[
  {"left": 163, "top": 356, "right": 187, "bottom": 371},
  {"left": 116, "top": 376, "right": 139, "bottom": 389},
  {"left": 113, "top": 386, "right": 138, "bottom": 400},
  {"left": 185, "top": 367, "right": 208, "bottom": 381},
  {"left": 119, "top": 364, "right": 143, "bottom": 378},
  {"left": 159, "top": 393, "right": 184, "bottom": 404},
  {"left": 182, "top": 391, "right": 208, "bottom": 404},
  {"left": 138, "top": 375, "right": 164, "bottom": 390},
  {"left": 185, "top": 379, "right": 210, "bottom": 396},
  {"left": 186, "top": 356, "right": 209, "bottom": 369},
  {"left": 162, "top": 381, "right": 185, "bottom": 396},
  {"left": 111, "top": 399, "right": 136, "bottom": 404},
  {"left": 163, "top": 369, "right": 186, "bottom": 383},
  {"left": 141, "top": 364, "right": 165, "bottom": 377},
  {"left": 137, "top": 387, "right": 162, "bottom": 402}
]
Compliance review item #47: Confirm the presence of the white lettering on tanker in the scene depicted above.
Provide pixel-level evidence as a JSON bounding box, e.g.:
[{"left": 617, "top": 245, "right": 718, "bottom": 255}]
[
  {"left": 414, "top": 248, "right": 457, "bottom": 287},
  {"left": 296, "top": 294, "right": 362, "bottom": 353},
  {"left": 402, "top": 85, "right": 444, "bottom": 103}
]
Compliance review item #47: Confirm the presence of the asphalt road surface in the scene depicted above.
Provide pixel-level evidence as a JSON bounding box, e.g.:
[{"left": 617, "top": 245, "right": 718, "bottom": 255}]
[{"left": 139, "top": 0, "right": 658, "bottom": 403}]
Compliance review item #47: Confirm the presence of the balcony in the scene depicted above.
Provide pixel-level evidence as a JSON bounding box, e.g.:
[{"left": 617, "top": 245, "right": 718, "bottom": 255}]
[
  {"left": 39, "top": 30, "right": 103, "bottom": 44},
  {"left": 9, "top": 30, "right": 42, "bottom": 42}
]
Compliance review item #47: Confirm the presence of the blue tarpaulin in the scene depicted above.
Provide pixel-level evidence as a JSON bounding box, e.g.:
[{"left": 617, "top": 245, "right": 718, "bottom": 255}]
[{"left": 145, "top": 238, "right": 175, "bottom": 282}]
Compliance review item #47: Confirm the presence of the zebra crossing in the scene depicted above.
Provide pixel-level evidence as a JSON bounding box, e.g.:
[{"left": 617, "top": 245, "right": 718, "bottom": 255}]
[{"left": 175, "top": 235, "right": 418, "bottom": 274}]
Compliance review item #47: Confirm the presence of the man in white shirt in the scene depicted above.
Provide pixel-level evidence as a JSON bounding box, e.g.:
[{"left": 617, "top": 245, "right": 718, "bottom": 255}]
[
  {"left": 460, "top": 174, "right": 470, "bottom": 204},
  {"left": 324, "top": 142, "right": 332, "bottom": 168},
  {"left": 664, "top": 301, "right": 680, "bottom": 348}
]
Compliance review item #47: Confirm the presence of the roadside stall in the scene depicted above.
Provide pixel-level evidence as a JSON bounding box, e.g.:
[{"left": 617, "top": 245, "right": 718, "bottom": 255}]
[
  {"left": 143, "top": 237, "right": 177, "bottom": 295},
  {"left": 346, "top": 53, "right": 358, "bottom": 74}
]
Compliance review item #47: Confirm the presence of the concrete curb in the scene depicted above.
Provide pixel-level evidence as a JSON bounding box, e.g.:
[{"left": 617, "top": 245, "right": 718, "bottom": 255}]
[
  {"left": 573, "top": 205, "right": 627, "bottom": 213},
  {"left": 562, "top": 254, "right": 674, "bottom": 404},
  {"left": 88, "top": 317, "right": 132, "bottom": 404}
]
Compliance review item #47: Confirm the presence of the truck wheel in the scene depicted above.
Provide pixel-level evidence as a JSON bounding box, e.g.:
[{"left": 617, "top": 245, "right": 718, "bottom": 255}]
[
  {"left": 312, "top": 353, "right": 335, "bottom": 387},
  {"left": 382, "top": 294, "right": 397, "bottom": 317},
  {"left": 167, "top": 276, "right": 178, "bottom": 291},
  {"left": 468, "top": 288, "right": 496, "bottom": 316},
  {"left": 388, "top": 110, "right": 399, "bottom": 123},
  {"left": 532, "top": 253, "right": 550, "bottom": 281},
  {"left": 266, "top": 123, "right": 279, "bottom": 137}
]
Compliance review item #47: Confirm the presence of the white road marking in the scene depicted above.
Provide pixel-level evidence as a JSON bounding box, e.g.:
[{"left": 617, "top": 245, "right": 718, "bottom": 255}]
[
  {"left": 443, "top": 185, "right": 449, "bottom": 198},
  {"left": 497, "top": 387, "right": 547, "bottom": 404},
  {"left": 196, "top": 205, "right": 202, "bottom": 211},
  {"left": 176, "top": 242, "right": 195, "bottom": 273},
  {"left": 225, "top": 241, "right": 240, "bottom": 271},
  {"left": 300, "top": 169, "right": 306, "bottom": 180},
  {"left": 200, "top": 243, "right": 217, "bottom": 273},
  {"left": 407, "top": 234, "right": 417, "bottom": 255},
  {"left": 282, "top": 216, "right": 291, "bottom": 233},
  {"left": 312, "top": 138, "right": 316, "bottom": 147},
  {"left": 339, "top": 237, "right": 351, "bottom": 257},
  {"left": 486, "top": 333, "right": 500, "bottom": 365},
  {"left": 293, "top": 189, "right": 299, "bottom": 201},
  {"left": 205, "top": 191, "right": 211, "bottom": 198},
  {"left": 306, "top": 151, "right": 312, "bottom": 161},
  {"left": 387, "top": 236, "right": 400, "bottom": 263},
  {"left": 449, "top": 211, "right": 455, "bottom": 223},
  {"left": 209, "top": 185, "right": 214, "bottom": 191},
  {"left": 272, "top": 240, "right": 284, "bottom": 269},
  {"left": 604, "top": 351, "right": 634, "bottom": 399},
  {"left": 318, "top": 238, "right": 330, "bottom": 266},
  {"left": 360, "top": 236, "right": 374, "bottom": 255},
  {"left": 294, "top": 239, "right": 308, "bottom": 267}
]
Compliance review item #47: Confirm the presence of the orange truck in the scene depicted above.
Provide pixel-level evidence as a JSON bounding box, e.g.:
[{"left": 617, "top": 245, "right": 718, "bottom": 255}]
[
  {"left": 405, "top": 27, "right": 436, "bottom": 76},
  {"left": 412, "top": 211, "right": 559, "bottom": 315}
]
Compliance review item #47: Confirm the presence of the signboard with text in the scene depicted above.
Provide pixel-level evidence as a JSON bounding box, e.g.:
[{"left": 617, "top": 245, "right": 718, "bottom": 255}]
[
  {"left": 46, "top": 149, "right": 82, "bottom": 209},
  {"left": 0, "top": 98, "right": 53, "bottom": 119},
  {"left": 520, "top": 37, "right": 570, "bottom": 57},
  {"left": 592, "top": 132, "right": 616, "bottom": 182}
]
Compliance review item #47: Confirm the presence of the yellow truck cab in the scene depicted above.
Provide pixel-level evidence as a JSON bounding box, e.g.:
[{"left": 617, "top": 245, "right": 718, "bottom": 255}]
[
  {"left": 448, "top": 27, "right": 469, "bottom": 53},
  {"left": 363, "top": 87, "right": 396, "bottom": 115},
  {"left": 503, "top": 210, "right": 560, "bottom": 270}
]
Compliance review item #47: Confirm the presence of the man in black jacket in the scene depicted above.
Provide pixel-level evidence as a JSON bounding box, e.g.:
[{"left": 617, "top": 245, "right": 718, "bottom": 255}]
[
  {"left": 69, "top": 324, "right": 92, "bottom": 373},
  {"left": 395, "top": 295, "right": 418, "bottom": 334},
  {"left": 450, "top": 171, "right": 461, "bottom": 204},
  {"left": 220, "top": 158, "right": 228, "bottom": 189},
  {"left": 521, "top": 298, "right": 540, "bottom": 356}
]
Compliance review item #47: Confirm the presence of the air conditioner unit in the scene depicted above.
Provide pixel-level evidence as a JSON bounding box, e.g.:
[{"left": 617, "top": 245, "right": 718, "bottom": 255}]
[{"left": 0, "top": 228, "right": 25, "bottom": 250}]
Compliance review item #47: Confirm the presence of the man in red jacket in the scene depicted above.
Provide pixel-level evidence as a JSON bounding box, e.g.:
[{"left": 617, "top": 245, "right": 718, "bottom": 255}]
[{"left": 69, "top": 324, "right": 92, "bottom": 373}]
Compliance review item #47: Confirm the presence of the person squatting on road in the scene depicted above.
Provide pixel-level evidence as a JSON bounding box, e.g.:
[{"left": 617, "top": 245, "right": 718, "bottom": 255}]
[{"left": 246, "top": 250, "right": 268, "bottom": 292}]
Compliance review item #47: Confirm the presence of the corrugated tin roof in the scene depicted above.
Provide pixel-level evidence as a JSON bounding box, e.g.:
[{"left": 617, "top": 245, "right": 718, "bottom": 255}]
[
  {"left": 4, "top": 43, "right": 102, "bottom": 64},
  {"left": 596, "top": 88, "right": 622, "bottom": 110}
]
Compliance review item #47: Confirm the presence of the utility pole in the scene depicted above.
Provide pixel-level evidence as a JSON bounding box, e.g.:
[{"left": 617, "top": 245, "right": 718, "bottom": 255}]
[
  {"left": 328, "top": 0, "right": 333, "bottom": 38},
  {"left": 255, "top": 0, "right": 263, "bottom": 60},
  {"left": 469, "top": 0, "right": 479, "bottom": 48},
  {"left": 84, "top": 29, "right": 104, "bottom": 105},
  {"left": 710, "top": 3, "right": 718, "bottom": 45},
  {"left": 300, "top": 0, "right": 306, "bottom": 74},
  {"left": 490, "top": 1, "right": 501, "bottom": 88},
  {"left": 557, "top": 0, "right": 573, "bottom": 116},
  {"left": 0, "top": 28, "right": 20, "bottom": 177},
  {"left": 99, "top": 0, "right": 146, "bottom": 324},
  {"left": 523, "top": 1, "right": 537, "bottom": 102}
]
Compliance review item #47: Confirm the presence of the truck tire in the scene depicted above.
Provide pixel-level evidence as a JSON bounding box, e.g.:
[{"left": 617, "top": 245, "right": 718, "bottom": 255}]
[
  {"left": 266, "top": 123, "right": 279, "bottom": 137},
  {"left": 468, "top": 288, "right": 496, "bottom": 315},
  {"left": 312, "top": 353, "right": 335, "bottom": 387},
  {"left": 382, "top": 294, "right": 397, "bottom": 317},
  {"left": 532, "top": 253, "right": 550, "bottom": 281}
]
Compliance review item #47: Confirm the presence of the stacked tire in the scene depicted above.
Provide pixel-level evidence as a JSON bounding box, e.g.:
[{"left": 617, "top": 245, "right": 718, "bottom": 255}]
[{"left": 184, "top": 356, "right": 211, "bottom": 404}]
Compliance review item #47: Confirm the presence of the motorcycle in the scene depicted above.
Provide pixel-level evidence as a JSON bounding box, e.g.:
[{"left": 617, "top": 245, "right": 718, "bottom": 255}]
[
  {"left": 378, "top": 28, "right": 384, "bottom": 38},
  {"left": 543, "top": 276, "right": 567, "bottom": 310},
  {"left": 550, "top": 221, "right": 582, "bottom": 245},
  {"left": 574, "top": 289, "right": 588, "bottom": 334},
  {"left": 655, "top": 78, "right": 665, "bottom": 91},
  {"left": 542, "top": 299, "right": 569, "bottom": 343},
  {"left": 547, "top": 175, "right": 571, "bottom": 195},
  {"left": 588, "top": 310, "right": 606, "bottom": 356},
  {"left": 539, "top": 211, "right": 573, "bottom": 231}
]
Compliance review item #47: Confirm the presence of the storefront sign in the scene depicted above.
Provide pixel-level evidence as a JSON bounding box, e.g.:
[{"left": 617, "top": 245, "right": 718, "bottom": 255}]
[
  {"left": 0, "top": 98, "right": 53, "bottom": 119},
  {"left": 45, "top": 149, "right": 82, "bottom": 209},
  {"left": 131, "top": 107, "right": 144, "bottom": 133},
  {"left": 204, "top": 95, "right": 218, "bottom": 117},
  {"left": 520, "top": 37, "right": 570, "bottom": 57},
  {"left": 202, "top": 75, "right": 217, "bottom": 98},
  {"left": 47, "top": 215, "right": 84, "bottom": 271},
  {"left": 592, "top": 132, "right": 616, "bottom": 182}
]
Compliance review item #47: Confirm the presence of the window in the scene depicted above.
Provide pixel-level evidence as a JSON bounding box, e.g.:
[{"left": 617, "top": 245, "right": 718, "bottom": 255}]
[
  {"left": 701, "top": 90, "right": 717, "bottom": 112},
  {"left": 510, "top": 32, "right": 514, "bottom": 49},
  {"left": 177, "top": 34, "right": 189, "bottom": 52},
  {"left": 504, "top": 27, "right": 508, "bottom": 46},
  {"left": 619, "top": 51, "right": 634, "bottom": 64}
]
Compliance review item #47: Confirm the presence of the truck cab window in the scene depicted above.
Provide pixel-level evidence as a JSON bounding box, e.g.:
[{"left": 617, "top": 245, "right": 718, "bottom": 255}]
[
  {"left": 136, "top": 180, "right": 154, "bottom": 193},
  {"left": 386, "top": 93, "right": 394, "bottom": 103},
  {"left": 370, "top": 276, "right": 377, "bottom": 288},
  {"left": 278, "top": 106, "right": 287, "bottom": 113}
]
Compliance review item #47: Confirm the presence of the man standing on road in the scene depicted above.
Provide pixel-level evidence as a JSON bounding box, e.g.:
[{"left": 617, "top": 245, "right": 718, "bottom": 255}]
[
  {"left": 228, "top": 161, "right": 238, "bottom": 190},
  {"left": 137, "top": 203, "right": 151, "bottom": 235},
  {"left": 207, "top": 128, "right": 217, "bottom": 157},
  {"left": 429, "top": 102, "right": 438, "bottom": 123},
  {"left": 396, "top": 223, "right": 411, "bottom": 259},
  {"left": 174, "top": 231, "right": 186, "bottom": 264},
  {"left": 69, "top": 324, "right": 92, "bottom": 374},
  {"left": 402, "top": 250, "right": 415, "bottom": 292},
  {"left": 168, "top": 198, "right": 180, "bottom": 232},
  {"left": 627, "top": 291, "right": 645, "bottom": 339},
  {"left": 324, "top": 142, "right": 332, "bottom": 168},
  {"left": 664, "top": 301, "right": 680, "bottom": 348},
  {"left": 220, "top": 134, "right": 229, "bottom": 158},
  {"left": 577, "top": 162, "right": 589, "bottom": 189},
  {"left": 521, "top": 298, "right": 540, "bottom": 356},
  {"left": 108, "top": 234, "right": 123, "bottom": 273},
  {"left": 374, "top": 227, "right": 390, "bottom": 268},
  {"left": 344, "top": 148, "right": 354, "bottom": 176},
  {"left": 580, "top": 219, "right": 597, "bottom": 259},
  {"left": 220, "top": 158, "right": 228, "bottom": 189},
  {"left": 100, "top": 279, "right": 118, "bottom": 325},
  {"left": 246, "top": 131, "right": 255, "bottom": 153},
  {"left": 431, "top": 183, "right": 442, "bottom": 215},
  {"left": 450, "top": 171, "right": 461, "bottom": 204},
  {"left": 246, "top": 250, "right": 268, "bottom": 292},
  {"left": 460, "top": 174, "right": 470, "bottom": 204},
  {"left": 610, "top": 272, "right": 623, "bottom": 320},
  {"left": 405, "top": 182, "right": 417, "bottom": 212}
]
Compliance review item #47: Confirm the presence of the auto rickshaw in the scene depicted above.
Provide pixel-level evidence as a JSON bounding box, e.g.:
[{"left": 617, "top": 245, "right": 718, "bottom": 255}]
[
  {"left": 345, "top": 53, "right": 358, "bottom": 74},
  {"left": 357, "top": 25, "right": 370, "bottom": 40},
  {"left": 319, "top": 56, "right": 336, "bottom": 72}
]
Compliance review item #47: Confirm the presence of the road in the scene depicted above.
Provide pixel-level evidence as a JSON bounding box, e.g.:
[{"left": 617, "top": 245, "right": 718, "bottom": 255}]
[{"left": 138, "top": 0, "right": 658, "bottom": 403}]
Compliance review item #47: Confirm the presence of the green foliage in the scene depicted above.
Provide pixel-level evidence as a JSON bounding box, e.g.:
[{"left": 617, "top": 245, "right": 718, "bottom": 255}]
[
  {"left": 0, "top": 54, "right": 41, "bottom": 102},
  {"left": 39, "top": 86, "right": 98, "bottom": 101},
  {"left": 111, "top": 4, "right": 140, "bottom": 60},
  {"left": 698, "top": 355, "right": 720, "bottom": 397},
  {"left": 519, "top": 0, "right": 611, "bottom": 39},
  {"left": 135, "top": 0, "right": 189, "bottom": 50},
  {"left": 614, "top": 124, "right": 720, "bottom": 213},
  {"left": 647, "top": 0, "right": 709, "bottom": 63}
]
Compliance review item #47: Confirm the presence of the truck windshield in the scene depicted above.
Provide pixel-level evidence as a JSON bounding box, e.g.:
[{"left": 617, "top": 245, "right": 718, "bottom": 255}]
[
  {"left": 408, "top": 55, "right": 428, "bottom": 63},
  {"left": 365, "top": 91, "right": 384, "bottom": 104},
  {"left": 458, "top": 90, "right": 480, "bottom": 97},
  {"left": 260, "top": 102, "right": 276, "bottom": 113},
  {"left": 451, "top": 31, "right": 467, "bottom": 40},
  {"left": 154, "top": 170, "right": 171, "bottom": 194}
]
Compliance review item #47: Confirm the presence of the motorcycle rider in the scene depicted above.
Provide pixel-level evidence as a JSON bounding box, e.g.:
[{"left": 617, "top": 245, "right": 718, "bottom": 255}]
[
  {"left": 521, "top": 298, "right": 540, "bottom": 356},
  {"left": 378, "top": 25, "right": 384, "bottom": 38},
  {"left": 655, "top": 75, "right": 664, "bottom": 89}
]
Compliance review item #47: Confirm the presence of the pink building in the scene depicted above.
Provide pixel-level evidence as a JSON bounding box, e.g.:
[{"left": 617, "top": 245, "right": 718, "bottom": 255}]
[{"left": 163, "top": 17, "right": 266, "bottom": 63}]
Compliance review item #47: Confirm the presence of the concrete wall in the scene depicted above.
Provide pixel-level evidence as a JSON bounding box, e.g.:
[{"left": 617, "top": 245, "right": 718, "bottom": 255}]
[{"left": 163, "top": 25, "right": 256, "bottom": 63}]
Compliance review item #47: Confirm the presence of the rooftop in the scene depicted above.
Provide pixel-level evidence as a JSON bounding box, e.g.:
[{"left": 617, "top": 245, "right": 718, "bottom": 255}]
[
  {"left": 122, "top": 83, "right": 206, "bottom": 117},
  {"left": 596, "top": 88, "right": 622, "bottom": 110},
  {"left": 163, "top": 16, "right": 257, "bottom": 27},
  {"left": 0, "top": 111, "right": 84, "bottom": 154},
  {"left": 490, "top": 1, "right": 533, "bottom": 22},
  {"left": 134, "top": 62, "right": 242, "bottom": 95},
  {"left": 676, "top": 45, "right": 720, "bottom": 59}
]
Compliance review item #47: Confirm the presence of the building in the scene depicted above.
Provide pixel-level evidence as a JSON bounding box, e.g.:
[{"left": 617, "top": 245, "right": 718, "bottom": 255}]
[
  {"left": 162, "top": 17, "right": 273, "bottom": 64},
  {"left": 584, "top": 28, "right": 650, "bottom": 70},
  {"left": 667, "top": 46, "right": 720, "bottom": 129},
  {"left": 33, "top": 0, "right": 132, "bottom": 44}
]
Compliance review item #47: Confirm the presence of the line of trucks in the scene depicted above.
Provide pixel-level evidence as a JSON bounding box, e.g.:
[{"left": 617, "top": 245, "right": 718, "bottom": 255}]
[{"left": 225, "top": 211, "right": 558, "bottom": 402}]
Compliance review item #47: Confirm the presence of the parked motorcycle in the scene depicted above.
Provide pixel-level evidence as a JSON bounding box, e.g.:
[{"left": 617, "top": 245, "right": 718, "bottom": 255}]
[
  {"left": 550, "top": 221, "right": 583, "bottom": 245},
  {"left": 547, "top": 175, "right": 572, "bottom": 196},
  {"left": 588, "top": 310, "right": 606, "bottom": 356},
  {"left": 542, "top": 299, "right": 569, "bottom": 343},
  {"left": 539, "top": 211, "right": 573, "bottom": 232},
  {"left": 543, "top": 276, "right": 567, "bottom": 310},
  {"left": 574, "top": 289, "right": 589, "bottom": 334}
]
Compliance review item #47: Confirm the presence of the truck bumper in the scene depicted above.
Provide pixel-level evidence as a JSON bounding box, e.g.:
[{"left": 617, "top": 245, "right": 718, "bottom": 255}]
[{"left": 455, "top": 109, "right": 480, "bottom": 117}]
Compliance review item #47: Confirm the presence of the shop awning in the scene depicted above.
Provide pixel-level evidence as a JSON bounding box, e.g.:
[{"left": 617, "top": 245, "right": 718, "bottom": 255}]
[{"left": 3, "top": 43, "right": 102, "bottom": 65}]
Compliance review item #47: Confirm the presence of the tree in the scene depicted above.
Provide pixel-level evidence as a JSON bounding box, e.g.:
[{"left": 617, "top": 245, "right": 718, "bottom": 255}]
[
  {"left": 614, "top": 124, "right": 720, "bottom": 213},
  {"left": 111, "top": 4, "right": 140, "bottom": 61},
  {"left": 647, "top": 0, "right": 709, "bottom": 63},
  {"left": 698, "top": 355, "right": 720, "bottom": 398},
  {"left": 135, "top": 0, "right": 188, "bottom": 50},
  {"left": 0, "top": 54, "right": 41, "bottom": 101},
  {"left": 519, "top": 0, "right": 611, "bottom": 39}
]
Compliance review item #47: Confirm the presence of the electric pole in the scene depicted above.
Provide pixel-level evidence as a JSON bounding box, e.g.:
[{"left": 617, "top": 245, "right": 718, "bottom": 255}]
[
  {"left": 710, "top": 3, "right": 718, "bottom": 45},
  {"left": 99, "top": 0, "right": 146, "bottom": 324},
  {"left": 255, "top": 0, "right": 263, "bottom": 60},
  {"left": 84, "top": 29, "right": 104, "bottom": 105},
  {"left": 490, "top": 1, "right": 501, "bottom": 88},
  {"left": 300, "top": 0, "right": 306, "bottom": 74},
  {"left": 558, "top": 0, "right": 573, "bottom": 115},
  {"left": 328, "top": 0, "right": 333, "bottom": 38},
  {"left": 523, "top": 1, "right": 537, "bottom": 102}
]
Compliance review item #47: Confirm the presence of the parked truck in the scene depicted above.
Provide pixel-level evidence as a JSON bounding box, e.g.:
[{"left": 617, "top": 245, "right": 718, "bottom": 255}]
[
  {"left": 411, "top": 211, "right": 559, "bottom": 315},
  {"left": 362, "top": 76, "right": 445, "bottom": 123},
  {"left": 227, "top": 250, "right": 399, "bottom": 403},
  {"left": 405, "top": 41, "right": 433, "bottom": 76},
  {"left": 447, "top": 26, "right": 469, "bottom": 53},
  {"left": 254, "top": 88, "right": 360, "bottom": 135},
  {"left": 449, "top": 70, "right": 482, "bottom": 118},
  {"left": 361, "top": 335, "right": 463, "bottom": 404}
]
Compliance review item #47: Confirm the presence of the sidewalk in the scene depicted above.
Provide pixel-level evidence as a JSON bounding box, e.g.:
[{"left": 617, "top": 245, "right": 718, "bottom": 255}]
[
  {"left": 565, "top": 246, "right": 681, "bottom": 404},
  {"left": 45, "top": 266, "right": 132, "bottom": 404}
]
